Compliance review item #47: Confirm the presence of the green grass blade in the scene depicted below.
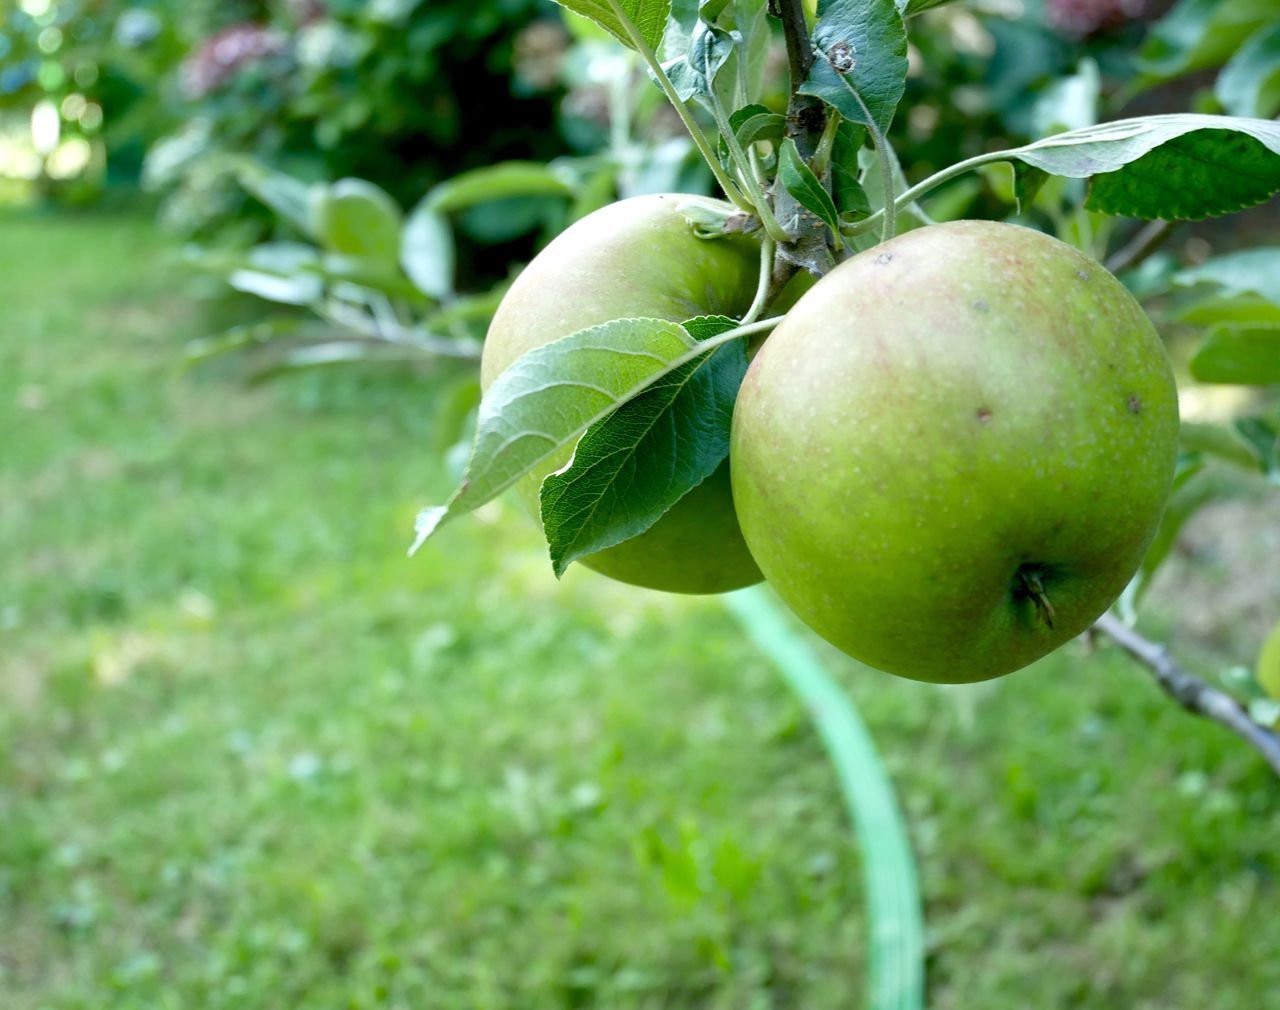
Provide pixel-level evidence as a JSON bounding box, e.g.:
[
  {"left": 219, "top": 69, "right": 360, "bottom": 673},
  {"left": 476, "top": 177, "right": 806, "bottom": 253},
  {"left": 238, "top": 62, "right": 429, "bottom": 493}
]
[{"left": 725, "top": 586, "right": 925, "bottom": 1010}]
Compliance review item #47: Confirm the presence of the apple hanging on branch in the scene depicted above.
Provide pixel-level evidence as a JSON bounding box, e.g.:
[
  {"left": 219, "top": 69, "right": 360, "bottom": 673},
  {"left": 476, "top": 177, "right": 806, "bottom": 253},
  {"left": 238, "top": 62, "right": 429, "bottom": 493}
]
[{"left": 412, "top": 0, "right": 1280, "bottom": 767}]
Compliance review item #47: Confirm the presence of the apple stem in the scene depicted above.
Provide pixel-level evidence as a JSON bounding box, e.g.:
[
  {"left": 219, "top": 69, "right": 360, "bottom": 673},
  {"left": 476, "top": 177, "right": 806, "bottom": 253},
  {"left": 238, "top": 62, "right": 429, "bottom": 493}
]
[{"left": 1018, "top": 568, "right": 1056, "bottom": 630}]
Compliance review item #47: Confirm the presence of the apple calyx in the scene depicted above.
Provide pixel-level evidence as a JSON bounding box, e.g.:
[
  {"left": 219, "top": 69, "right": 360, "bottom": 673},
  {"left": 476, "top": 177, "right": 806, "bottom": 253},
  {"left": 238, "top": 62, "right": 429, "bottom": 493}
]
[{"left": 1016, "top": 566, "right": 1057, "bottom": 630}]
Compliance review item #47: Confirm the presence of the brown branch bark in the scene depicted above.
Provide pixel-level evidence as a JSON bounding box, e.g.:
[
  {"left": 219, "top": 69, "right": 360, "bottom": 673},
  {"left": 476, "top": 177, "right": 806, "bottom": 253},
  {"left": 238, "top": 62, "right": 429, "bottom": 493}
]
[
  {"left": 1094, "top": 613, "right": 1280, "bottom": 777},
  {"left": 1104, "top": 220, "right": 1175, "bottom": 275},
  {"left": 768, "top": 0, "right": 834, "bottom": 286}
]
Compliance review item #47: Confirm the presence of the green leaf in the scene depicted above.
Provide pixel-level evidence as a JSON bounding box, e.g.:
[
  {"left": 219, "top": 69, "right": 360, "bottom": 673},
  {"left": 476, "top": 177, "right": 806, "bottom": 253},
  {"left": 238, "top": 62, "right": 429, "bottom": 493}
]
[
  {"left": 1173, "top": 247, "right": 1280, "bottom": 304},
  {"left": 1179, "top": 421, "right": 1270, "bottom": 473},
  {"left": 185, "top": 317, "right": 310, "bottom": 365},
  {"left": 228, "top": 243, "right": 323, "bottom": 306},
  {"left": 425, "top": 163, "right": 575, "bottom": 214},
  {"left": 1013, "top": 164, "right": 1050, "bottom": 215},
  {"left": 248, "top": 342, "right": 424, "bottom": 383},
  {"left": 410, "top": 317, "right": 727, "bottom": 552},
  {"left": 856, "top": 142, "right": 931, "bottom": 233},
  {"left": 1217, "top": 23, "right": 1280, "bottom": 118},
  {"left": 234, "top": 160, "right": 316, "bottom": 238},
  {"left": 319, "top": 255, "right": 423, "bottom": 299},
  {"left": 431, "top": 376, "right": 484, "bottom": 456},
  {"left": 1030, "top": 58, "right": 1100, "bottom": 137},
  {"left": 717, "top": 104, "right": 786, "bottom": 168},
  {"left": 1127, "top": 459, "right": 1216, "bottom": 606},
  {"left": 1235, "top": 416, "right": 1280, "bottom": 480},
  {"left": 730, "top": 104, "right": 786, "bottom": 148},
  {"left": 1189, "top": 323, "right": 1280, "bottom": 384},
  {"left": 663, "top": 16, "right": 735, "bottom": 102},
  {"left": 1138, "top": 0, "right": 1276, "bottom": 83},
  {"left": 832, "top": 121, "right": 871, "bottom": 219},
  {"left": 540, "top": 316, "right": 747, "bottom": 577},
  {"left": 401, "top": 198, "right": 454, "bottom": 300},
  {"left": 778, "top": 138, "right": 842, "bottom": 236},
  {"left": 1006, "top": 115, "right": 1280, "bottom": 220},
  {"left": 551, "top": 0, "right": 671, "bottom": 53},
  {"left": 312, "top": 179, "right": 403, "bottom": 266},
  {"left": 798, "top": 0, "right": 908, "bottom": 138},
  {"left": 422, "top": 285, "right": 510, "bottom": 333},
  {"left": 1174, "top": 294, "right": 1280, "bottom": 327}
]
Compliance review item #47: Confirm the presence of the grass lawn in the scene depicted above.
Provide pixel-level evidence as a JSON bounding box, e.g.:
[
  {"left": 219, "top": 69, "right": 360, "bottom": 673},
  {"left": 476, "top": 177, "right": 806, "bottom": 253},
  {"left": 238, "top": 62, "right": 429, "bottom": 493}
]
[{"left": 1, "top": 207, "right": 1277, "bottom": 1009}]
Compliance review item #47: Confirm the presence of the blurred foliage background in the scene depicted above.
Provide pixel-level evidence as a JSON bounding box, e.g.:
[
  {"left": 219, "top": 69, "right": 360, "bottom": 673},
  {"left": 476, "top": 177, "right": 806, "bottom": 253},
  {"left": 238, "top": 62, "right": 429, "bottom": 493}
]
[{"left": 3, "top": 0, "right": 1279, "bottom": 1006}]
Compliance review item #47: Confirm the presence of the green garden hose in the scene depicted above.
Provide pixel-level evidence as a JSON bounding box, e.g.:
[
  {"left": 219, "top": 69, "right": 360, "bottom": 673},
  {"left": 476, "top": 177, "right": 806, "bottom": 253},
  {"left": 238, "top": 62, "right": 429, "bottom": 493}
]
[{"left": 725, "top": 586, "right": 925, "bottom": 1010}]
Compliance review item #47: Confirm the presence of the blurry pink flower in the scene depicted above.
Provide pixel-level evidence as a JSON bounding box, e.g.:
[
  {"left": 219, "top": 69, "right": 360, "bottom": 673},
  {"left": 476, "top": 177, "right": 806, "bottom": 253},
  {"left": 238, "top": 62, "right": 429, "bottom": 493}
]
[
  {"left": 285, "top": 0, "right": 328, "bottom": 25},
  {"left": 180, "top": 24, "right": 287, "bottom": 99},
  {"left": 1046, "top": 0, "right": 1146, "bottom": 37}
]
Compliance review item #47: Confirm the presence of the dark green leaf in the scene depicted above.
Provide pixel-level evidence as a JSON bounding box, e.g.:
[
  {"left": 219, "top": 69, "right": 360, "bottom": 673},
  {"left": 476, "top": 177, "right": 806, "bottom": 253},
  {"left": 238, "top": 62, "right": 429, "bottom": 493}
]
[
  {"left": 1189, "top": 323, "right": 1280, "bottom": 384},
  {"left": 798, "top": 0, "right": 908, "bottom": 138},
  {"left": 411, "top": 317, "right": 725, "bottom": 552},
  {"left": 551, "top": 0, "right": 671, "bottom": 52},
  {"left": 401, "top": 199, "right": 454, "bottom": 300},
  {"left": 1013, "top": 164, "right": 1050, "bottom": 214},
  {"left": 1173, "top": 248, "right": 1280, "bottom": 304},
  {"left": 540, "top": 316, "right": 747, "bottom": 577},
  {"left": 1005, "top": 115, "right": 1280, "bottom": 220},
  {"left": 1217, "top": 23, "right": 1280, "bottom": 118},
  {"left": 831, "top": 121, "right": 871, "bottom": 219},
  {"left": 730, "top": 104, "right": 787, "bottom": 148},
  {"left": 313, "top": 179, "right": 403, "bottom": 266},
  {"left": 778, "top": 138, "right": 842, "bottom": 236},
  {"left": 1234, "top": 416, "right": 1280, "bottom": 479}
]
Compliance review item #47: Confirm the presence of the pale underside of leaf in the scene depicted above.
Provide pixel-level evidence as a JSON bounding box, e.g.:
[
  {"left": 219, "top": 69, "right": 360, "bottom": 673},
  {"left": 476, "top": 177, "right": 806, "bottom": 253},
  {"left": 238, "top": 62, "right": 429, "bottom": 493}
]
[
  {"left": 1010, "top": 114, "right": 1280, "bottom": 220},
  {"left": 410, "top": 317, "right": 706, "bottom": 553},
  {"left": 540, "top": 337, "right": 746, "bottom": 576}
]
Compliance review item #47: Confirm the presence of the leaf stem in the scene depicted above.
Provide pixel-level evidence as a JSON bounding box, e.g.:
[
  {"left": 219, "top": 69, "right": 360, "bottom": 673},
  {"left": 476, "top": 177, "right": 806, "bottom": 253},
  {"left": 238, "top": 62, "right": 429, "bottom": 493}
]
[
  {"left": 839, "top": 148, "right": 1013, "bottom": 237},
  {"left": 604, "top": 0, "right": 751, "bottom": 210},
  {"left": 809, "top": 108, "right": 843, "bottom": 179},
  {"left": 741, "top": 237, "right": 776, "bottom": 325},
  {"left": 871, "top": 123, "right": 897, "bottom": 243},
  {"left": 810, "top": 42, "right": 898, "bottom": 243},
  {"left": 704, "top": 72, "right": 792, "bottom": 242}
]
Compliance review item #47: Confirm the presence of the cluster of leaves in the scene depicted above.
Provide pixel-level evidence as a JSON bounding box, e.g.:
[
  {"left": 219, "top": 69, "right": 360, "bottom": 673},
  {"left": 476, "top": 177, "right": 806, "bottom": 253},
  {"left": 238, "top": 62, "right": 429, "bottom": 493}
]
[
  {"left": 138, "top": 0, "right": 568, "bottom": 241},
  {"left": 190, "top": 0, "right": 1278, "bottom": 707},
  {"left": 413, "top": 0, "right": 1280, "bottom": 560},
  {"left": 186, "top": 158, "right": 595, "bottom": 380}
]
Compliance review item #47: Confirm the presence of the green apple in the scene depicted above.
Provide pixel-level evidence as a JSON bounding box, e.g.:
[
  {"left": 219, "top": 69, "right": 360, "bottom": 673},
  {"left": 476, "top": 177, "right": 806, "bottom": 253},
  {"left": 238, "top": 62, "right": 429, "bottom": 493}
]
[
  {"left": 482, "top": 193, "right": 764, "bottom": 594},
  {"left": 730, "top": 220, "right": 1180, "bottom": 682}
]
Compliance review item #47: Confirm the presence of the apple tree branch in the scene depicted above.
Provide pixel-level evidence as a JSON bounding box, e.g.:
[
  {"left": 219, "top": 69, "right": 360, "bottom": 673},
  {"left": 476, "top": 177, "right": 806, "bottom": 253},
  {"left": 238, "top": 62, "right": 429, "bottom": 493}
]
[{"left": 1093, "top": 613, "right": 1280, "bottom": 778}]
